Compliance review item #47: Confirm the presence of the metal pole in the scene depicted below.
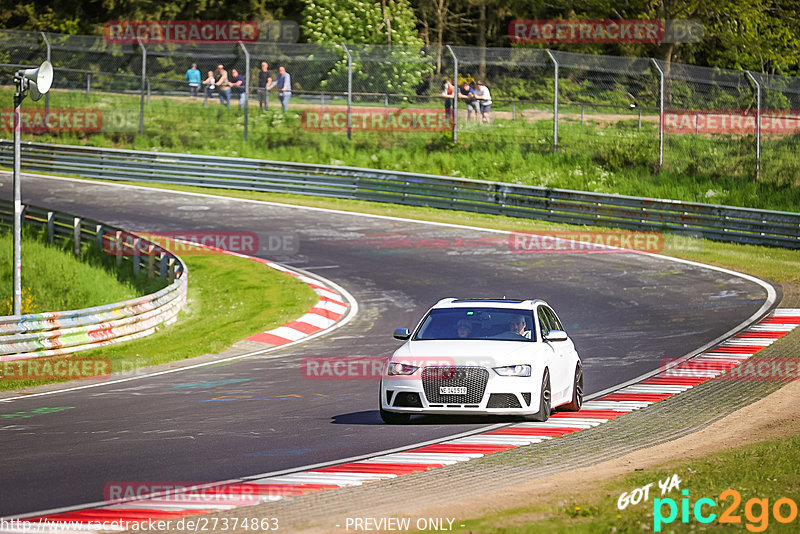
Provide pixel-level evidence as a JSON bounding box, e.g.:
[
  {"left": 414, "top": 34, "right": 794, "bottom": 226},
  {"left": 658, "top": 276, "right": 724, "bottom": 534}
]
[
  {"left": 240, "top": 42, "right": 250, "bottom": 141},
  {"left": 745, "top": 71, "right": 761, "bottom": 179},
  {"left": 40, "top": 32, "right": 51, "bottom": 126},
  {"left": 446, "top": 45, "right": 457, "bottom": 144},
  {"left": 87, "top": 74, "right": 91, "bottom": 98},
  {"left": 545, "top": 50, "right": 558, "bottom": 151},
  {"left": 650, "top": 59, "right": 665, "bottom": 169},
  {"left": 343, "top": 44, "right": 352, "bottom": 140},
  {"left": 138, "top": 40, "right": 146, "bottom": 135},
  {"left": 12, "top": 77, "right": 24, "bottom": 315}
]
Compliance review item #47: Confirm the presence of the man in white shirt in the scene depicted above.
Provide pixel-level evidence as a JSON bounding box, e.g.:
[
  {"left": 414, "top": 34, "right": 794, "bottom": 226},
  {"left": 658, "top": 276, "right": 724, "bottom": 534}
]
[{"left": 475, "top": 81, "right": 492, "bottom": 124}]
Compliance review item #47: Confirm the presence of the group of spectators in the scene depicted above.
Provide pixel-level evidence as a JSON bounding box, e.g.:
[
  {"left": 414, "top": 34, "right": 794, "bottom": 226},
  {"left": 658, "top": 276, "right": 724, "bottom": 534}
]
[
  {"left": 184, "top": 62, "right": 292, "bottom": 112},
  {"left": 442, "top": 79, "right": 492, "bottom": 123},
  {"left": 187, "top": 63, "right": 491, "bottom": 121}
]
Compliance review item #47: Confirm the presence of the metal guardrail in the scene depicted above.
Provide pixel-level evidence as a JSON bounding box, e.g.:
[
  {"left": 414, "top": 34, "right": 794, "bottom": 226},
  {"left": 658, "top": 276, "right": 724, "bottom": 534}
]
[
  {"left": 0, "top": 140, "right": 798, "bottom": 249},
  {"left": 0, "top": 197, "right": 187, "bottom": 359}
]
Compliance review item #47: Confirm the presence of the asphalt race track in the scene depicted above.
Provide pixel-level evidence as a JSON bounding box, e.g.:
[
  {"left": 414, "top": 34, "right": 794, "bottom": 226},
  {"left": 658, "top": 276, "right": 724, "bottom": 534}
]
[{"left": 0, "top": 172, "right": 774, "bottom": 517}]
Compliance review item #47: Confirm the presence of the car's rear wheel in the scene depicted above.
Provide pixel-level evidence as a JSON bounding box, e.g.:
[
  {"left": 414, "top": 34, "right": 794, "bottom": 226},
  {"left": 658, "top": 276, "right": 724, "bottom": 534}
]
[
  {"left": 524, "top": 369, "right": 551, "bottom": 422},
  {"left": 379, "top": 401, "right": 411, "bottom": 424},
  {"left": 562, "top": 364, "right": 583, "bottom": 412}
]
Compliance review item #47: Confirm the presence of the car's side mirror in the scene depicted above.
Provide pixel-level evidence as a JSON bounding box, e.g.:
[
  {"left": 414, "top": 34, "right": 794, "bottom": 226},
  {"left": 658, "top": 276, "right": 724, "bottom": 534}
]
[
  {"left": 393, "top": 328, "right": 411, "bottom": 340},
  {"left": 544, "top": 329, "right": 568, "bottom": 342}
]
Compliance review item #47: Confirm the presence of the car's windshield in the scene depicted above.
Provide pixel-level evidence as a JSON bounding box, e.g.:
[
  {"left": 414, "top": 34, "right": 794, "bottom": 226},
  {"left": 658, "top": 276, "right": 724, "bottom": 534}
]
[{"left": 414, "top": 308, "right": 536, "bottom": 341}]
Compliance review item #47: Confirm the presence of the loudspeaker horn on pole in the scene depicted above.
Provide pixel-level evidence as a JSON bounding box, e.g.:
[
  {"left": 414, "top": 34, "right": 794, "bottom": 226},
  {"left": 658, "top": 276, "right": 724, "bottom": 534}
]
[{"left": 22, "top": 61, "right": 53, "bottom": 101}]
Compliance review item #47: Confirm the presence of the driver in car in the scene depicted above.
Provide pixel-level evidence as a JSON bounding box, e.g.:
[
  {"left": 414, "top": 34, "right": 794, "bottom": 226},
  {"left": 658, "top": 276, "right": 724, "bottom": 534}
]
[
  {"left": 508, "top": 315, "right": 531, "bottom": 339},
  {"left": 456, "top": 320, "right": 472, "bottom": 339}
]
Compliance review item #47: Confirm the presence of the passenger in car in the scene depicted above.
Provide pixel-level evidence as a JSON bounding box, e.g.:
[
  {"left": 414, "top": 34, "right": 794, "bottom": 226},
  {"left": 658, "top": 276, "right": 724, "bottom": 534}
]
[{"left": 456, "top": 320, "right": 472, "bottom": 339}]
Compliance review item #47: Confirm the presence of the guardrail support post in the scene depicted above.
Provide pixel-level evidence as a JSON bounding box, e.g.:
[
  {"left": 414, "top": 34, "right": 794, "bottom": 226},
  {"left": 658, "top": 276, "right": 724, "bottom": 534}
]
[
  {"left": 138, "top": 39, "right": 146, "bottom": 135},
  {"left": 95, "top": 224, "right": 104, "bottom": 249},
  {"left": 239, "top": 41, "right": 250, "bottom": 141},
  {"left": 147, "top": 245, "right": 156, "bottom": 278},
  {"left": 132, "top": 237, "right": 141, "bottom": 275},
  {"left": 115, "top": 230, "right": 123, "bottom": 266},
  {"left": 342, "top": 43, "right": 353, "bottom": 141},
  {"left": 168, "top": 257, "right": 176, "bottom": 283},
  {"left": 745, "top": 71, "right": 762, "bottom": 179},
  {"left": 46, "top": 211, "right": 55, "bottom": 243},
  {"left": 73, "top": 217, "right": 81, "bottom": 257},
  {"left": 160, "top": 255, "right": 168, "bottom": 278},
  {"left": 545, "top": 50, "right": 559, "bottom": 151},
  {"left": 650, "top": 59, "right": 665, "bottom": 171},
  {"left": 446, "top": 45, "right": 458, "bottom": 144}
]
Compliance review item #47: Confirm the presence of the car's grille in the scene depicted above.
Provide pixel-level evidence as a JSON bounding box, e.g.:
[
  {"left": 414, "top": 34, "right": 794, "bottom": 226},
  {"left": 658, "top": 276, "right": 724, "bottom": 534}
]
[
  {"left": 487, "top": 393, "right": 522, "bottom": 409},
  {"left": 421, "top": 366, "right": 489, "bottom": 404}
]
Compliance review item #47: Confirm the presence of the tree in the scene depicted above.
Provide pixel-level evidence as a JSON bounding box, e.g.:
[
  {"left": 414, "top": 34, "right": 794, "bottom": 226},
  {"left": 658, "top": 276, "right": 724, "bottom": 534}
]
[{"left": 301, "top": 0, "right": 433, "bottom": 94}]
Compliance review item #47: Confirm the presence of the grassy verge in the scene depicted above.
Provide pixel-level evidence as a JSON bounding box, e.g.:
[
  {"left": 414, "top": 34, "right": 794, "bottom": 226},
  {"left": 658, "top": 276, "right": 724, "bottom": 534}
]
[
  {"left": 5, "top": 88, "right": 800, "bottom": 211},
  {"left": 0, "top": 230, "right": 160, "bottom": 314},
  {"left": 1, "top": 242, "right": 319, "bottom": 391},
  {"left": 457, "top": 433, "right": 800, "bottom": 533}
]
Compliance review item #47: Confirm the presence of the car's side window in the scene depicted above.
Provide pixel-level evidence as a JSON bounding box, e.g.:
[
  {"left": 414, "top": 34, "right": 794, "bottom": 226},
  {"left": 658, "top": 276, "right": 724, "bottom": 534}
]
[
  {"left": 537, "top": 307, "right": 553, "bottom": 337},
  {"left": 544, "top": 307, "right": 564, "bottom": 331}
]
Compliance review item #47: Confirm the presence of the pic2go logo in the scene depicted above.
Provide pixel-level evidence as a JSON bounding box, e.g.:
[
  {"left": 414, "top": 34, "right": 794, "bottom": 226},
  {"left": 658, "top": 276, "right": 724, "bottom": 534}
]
[{"left": 654, "top": 489, "right": 800, "bottom": 532}]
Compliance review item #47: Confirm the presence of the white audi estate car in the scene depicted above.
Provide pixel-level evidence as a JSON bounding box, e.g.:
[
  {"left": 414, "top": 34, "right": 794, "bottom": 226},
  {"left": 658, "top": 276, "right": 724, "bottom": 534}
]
[{"left": 379, "top": 298, "right": 583, "bottom": 424}]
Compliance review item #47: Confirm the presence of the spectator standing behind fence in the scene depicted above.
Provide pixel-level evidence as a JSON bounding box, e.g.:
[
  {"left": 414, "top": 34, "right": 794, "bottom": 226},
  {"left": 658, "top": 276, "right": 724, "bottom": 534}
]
[
  {"left": 202, "top": 70, "right": 215, "bottom": 98},
  {"left": 441, "top": 79, "right": 455, "bottom": 123},
  {"left": 215, "top": 64, "right": 231, "bottom": 108},
  {"left": 230, "top": 68, "right": 246, "bottom": 109},
  {"left": 459, "top": 81, "right": 479, "bottom": 121},
  {"left": 185, "top": 63, "right": 201, "bottom": 97},
  {"left": 475, "top": 81, "right": 492, "bottom": 124},
  {"left": 269, "top": 66, "right": 292, "bottom": 113},
  {"left": 258, "top": 61, "right": 272, "bottom": 111}
]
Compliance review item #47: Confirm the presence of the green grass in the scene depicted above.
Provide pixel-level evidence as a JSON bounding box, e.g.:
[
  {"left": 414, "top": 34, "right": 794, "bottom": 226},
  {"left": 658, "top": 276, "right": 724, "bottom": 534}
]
[
  {"left": 0, "top": 230, "right": 160, "bottom": 315},
  {"left": 6, "top": 88, "right": 800, "bottom": 212},
  {"left": 456, "top": 433, "right": 800, "bottom": 533},
  {"left": 1, "top": 247, "right": 319, "bottom": 391}
]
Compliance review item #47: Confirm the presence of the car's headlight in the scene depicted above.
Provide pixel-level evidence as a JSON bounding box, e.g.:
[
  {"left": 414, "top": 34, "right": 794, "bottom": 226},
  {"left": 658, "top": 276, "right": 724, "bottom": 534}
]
[
  {"left": 493, "top": 365, "right": 531, "bottom": 377},
  {"left": 387, "top": 361, "right": 420, "bottom": 376}
]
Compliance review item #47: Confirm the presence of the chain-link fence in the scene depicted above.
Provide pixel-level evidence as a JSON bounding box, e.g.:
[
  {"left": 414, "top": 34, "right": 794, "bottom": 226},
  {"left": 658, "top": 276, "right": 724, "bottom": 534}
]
[{"left": 2, "top": 28, "right": 797, "bottom": 181}]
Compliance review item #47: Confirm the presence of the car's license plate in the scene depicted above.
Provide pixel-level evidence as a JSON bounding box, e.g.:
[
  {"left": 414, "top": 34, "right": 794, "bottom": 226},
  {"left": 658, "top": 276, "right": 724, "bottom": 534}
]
[{"left": 440, "top": 386, "right": 467, "bottom": 395}]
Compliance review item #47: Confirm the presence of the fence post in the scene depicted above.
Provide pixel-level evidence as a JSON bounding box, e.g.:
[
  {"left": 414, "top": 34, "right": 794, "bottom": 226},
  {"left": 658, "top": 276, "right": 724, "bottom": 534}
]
[
  {"left": 650, "top": 59, "right": 665, "bottom": 170},
  {"left": 342, "top": 43, "right": 353, "bottom": 141},
  {"left": 138, "top": 40, "right": 146, "bottom": 135},
  {"left": 116, "top": 230, "right": 123, "bottom": 266},
  {"left": 239, "top": 41, "right": 250, "bottom": 141},
  {"left": 95, "top": 224, "right": 104, "bottom": 250},
  {"left": 87, "top": 74, "right": 91, "bottom": 98},
  {"left": 512, "top": 101, "right": 516, "bottom": 120},
  {"left": 40, "top": 32, "right": 51, "bottom": 124},
  {"left": 147, "top": 245, "right": 156, "bottom": 278},
  {"left": 745, "top": 71, "right": 762, "bottom": 179},
  {"left": 545, "top": 50, "right": 559, "bottom": 151},
  {"left": 73, "top": 217, "right": 81, "bottom": 257},
  {"left": 446, "top": 45, "right": 458, "bottom": 144}
]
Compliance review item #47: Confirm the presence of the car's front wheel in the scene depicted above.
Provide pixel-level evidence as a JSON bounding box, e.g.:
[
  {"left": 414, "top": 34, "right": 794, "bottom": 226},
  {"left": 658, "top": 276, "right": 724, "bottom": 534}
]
[
  {"left": 379, "top": 405, "right": 411, "bottom": 424},
  {"left": 562, "top": 364, "right": 583, "bottom": 412},
  {"left": 524, "top": 369, "right": 551, "bottom": 422}
]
